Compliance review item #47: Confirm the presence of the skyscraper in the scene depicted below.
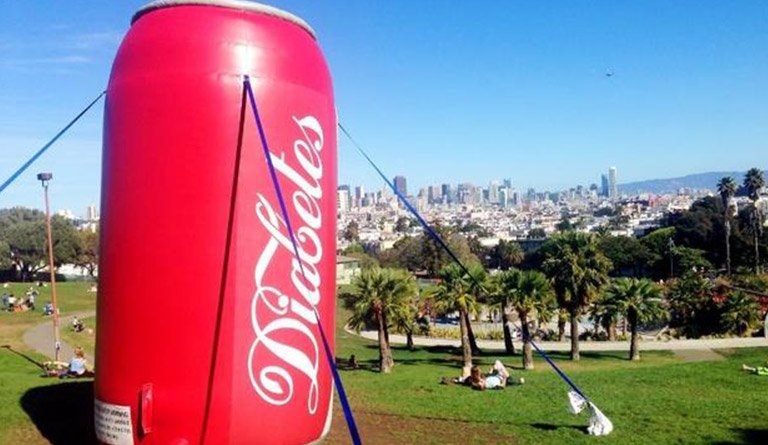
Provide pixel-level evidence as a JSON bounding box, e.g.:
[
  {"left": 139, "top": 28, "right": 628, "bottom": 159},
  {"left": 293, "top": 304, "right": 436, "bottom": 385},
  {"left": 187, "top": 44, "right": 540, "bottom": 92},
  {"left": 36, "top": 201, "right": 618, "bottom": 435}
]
[
  {"left": 393, "top": 175, "right": 407, "bottom": 196},
  {"left": 337, "top": 187, "right": 350, "bottom": 213},
  {"left": 354, "top": 185, "right": 364, "bottom": 207},
  {"left": 608, "top": 167, "right": 618, "bottom": 199},
  {"left": 601, "top": 174, "right": 609, "bottom": 197},
  {"left": 441, "top": 183, "right": 452, "bottom": 204},
  {"left": 488, "top": 180, "right": 500, "bottom": 204}
]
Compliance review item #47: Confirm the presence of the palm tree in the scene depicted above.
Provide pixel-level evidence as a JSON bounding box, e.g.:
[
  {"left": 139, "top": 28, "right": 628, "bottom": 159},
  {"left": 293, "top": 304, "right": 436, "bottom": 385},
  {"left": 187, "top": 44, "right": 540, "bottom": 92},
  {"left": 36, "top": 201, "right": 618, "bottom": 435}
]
[
  {"left": 743, "top": 168, "right": 765, "bottom": 274},
  {"left": 432, "top": 263, "right": 482, "bottom": 369},
  {"left": 344, "top": 267, "right": 417, "bottom": 373},
  {"left": 604, "top": 278, "right": 666, "bottom": 361},
  {"left": 542, "top": 232, "right": 612, "bottom": 360},
  {"left": 509, "top": 270, "right": 554, "bottom": 369},
  {"left": 488, "top": 269, "right": 522, "bottom": 354},
  {"left": 717, "top": 176, "right": 737, "bottom": 275},
  {"left": 721, "top": 291, "right": 760, "bottom": 337},
  {"left": 590, "top": 292, "right": 621, "bottom": 341},
  {"left": 392, "top": 291, "right": 420, "bottom": 350}
]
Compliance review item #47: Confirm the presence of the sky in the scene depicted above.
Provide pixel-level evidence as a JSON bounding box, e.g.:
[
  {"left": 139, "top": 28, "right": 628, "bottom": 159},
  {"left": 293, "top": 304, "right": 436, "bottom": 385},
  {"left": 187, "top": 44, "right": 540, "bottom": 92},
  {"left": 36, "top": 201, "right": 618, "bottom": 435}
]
[{"left": 1, "top": 1, "right": 767, "bottom": 215}]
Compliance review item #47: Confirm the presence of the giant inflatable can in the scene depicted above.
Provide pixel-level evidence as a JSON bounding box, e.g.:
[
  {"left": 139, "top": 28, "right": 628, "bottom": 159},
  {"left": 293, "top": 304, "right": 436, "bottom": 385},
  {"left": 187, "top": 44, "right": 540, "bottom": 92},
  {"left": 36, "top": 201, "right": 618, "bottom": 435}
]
[{"left": 95, "top": 1, "right": 337, "bottom": 443}]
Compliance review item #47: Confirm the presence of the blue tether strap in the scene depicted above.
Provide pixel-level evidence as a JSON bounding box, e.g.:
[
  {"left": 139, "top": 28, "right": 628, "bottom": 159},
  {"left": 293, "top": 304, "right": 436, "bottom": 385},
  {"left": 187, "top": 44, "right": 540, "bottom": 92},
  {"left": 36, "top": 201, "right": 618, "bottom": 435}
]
[
  {"left": 244, "top": 76, "right": 362, "bottom": 445},
  {"left": 338, "top": 121, "right": 594, "bottom": 404},
  {"left": 0, "top": 91, "right": 105, "bottom": 196}
]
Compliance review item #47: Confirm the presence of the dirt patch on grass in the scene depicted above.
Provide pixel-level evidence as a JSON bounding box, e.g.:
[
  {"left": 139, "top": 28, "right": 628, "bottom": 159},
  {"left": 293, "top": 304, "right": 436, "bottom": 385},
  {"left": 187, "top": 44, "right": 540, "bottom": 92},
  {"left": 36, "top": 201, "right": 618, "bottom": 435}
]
[
  {"left": 673, "top": 349, "right": 725, "bottom": 362},
  {"left": 322, "top": 407, "right": 517, "bottom": 444}
]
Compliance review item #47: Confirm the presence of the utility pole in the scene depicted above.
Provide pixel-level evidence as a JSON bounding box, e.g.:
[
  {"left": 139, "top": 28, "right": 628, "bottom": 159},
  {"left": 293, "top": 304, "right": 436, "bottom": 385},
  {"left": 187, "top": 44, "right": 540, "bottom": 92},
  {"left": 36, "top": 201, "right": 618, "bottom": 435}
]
[{"left": 38, "top": 172, "right": 61, "bottom": 362}]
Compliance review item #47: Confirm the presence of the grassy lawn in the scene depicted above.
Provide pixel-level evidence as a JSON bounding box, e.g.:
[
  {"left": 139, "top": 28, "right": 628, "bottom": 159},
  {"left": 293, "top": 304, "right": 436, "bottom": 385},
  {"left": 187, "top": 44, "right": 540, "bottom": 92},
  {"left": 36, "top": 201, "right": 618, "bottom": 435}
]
[
  {"left": 330, "top": 304, "right": 768, "bottom": 444},
  {"left": 59, "top": 316, "right": 97, "bottom": 357},
  {"left": 0, "top": 282, "right": 96, "bottom": 444},
  {"left": 1, "top": 283, "right": 767, "bottom": 444}
]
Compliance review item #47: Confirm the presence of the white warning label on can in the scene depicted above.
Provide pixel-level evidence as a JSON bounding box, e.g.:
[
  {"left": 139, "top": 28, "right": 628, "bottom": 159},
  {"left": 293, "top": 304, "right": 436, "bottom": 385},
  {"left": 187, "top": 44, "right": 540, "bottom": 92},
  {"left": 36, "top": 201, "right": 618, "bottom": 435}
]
[{"left": 94, "top": 399, "right": 134, "bottom": 445}]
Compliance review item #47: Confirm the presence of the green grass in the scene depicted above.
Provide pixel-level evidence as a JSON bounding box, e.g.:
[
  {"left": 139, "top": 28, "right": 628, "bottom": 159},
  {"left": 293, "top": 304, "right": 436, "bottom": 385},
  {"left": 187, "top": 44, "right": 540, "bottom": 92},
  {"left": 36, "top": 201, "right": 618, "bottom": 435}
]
[
  {"left": 0, "top": 282, "right": 96, "bottom": 349},
  {"left": 59, "top": 316, "right": 97, "bottom": 357},
  {"left": 335, "top": 305, "right": 768, "bottom": 444},
  {"left": 1, "top": 283, "right": 767, "bottom": 444}
]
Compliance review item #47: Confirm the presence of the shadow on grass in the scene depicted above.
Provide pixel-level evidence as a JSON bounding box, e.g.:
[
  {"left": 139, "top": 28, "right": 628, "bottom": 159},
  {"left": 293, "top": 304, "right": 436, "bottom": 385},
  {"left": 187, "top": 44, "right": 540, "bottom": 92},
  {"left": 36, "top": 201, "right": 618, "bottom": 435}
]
[
  {"left": 531, "top": 422, "right": 587, "bottom": 433},
  {"left": 714, "top": 428, "right": 768, "bottom": 445},
  {"left": 21, "top": 380, "right": 96, "bottom": 444},
  {"left": 336, "top": 355, "right": 459, "bottom": 373},
  {"left": 1, "top": 344, "right": 44, "bottom": 369}
]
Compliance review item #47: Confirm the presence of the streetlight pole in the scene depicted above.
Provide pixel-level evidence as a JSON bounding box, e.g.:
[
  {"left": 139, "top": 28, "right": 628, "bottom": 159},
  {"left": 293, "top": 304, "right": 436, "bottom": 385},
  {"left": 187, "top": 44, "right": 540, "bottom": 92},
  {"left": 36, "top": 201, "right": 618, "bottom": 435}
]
[{"left": 38, "top": 172, "right": 61, "bottom": 362}]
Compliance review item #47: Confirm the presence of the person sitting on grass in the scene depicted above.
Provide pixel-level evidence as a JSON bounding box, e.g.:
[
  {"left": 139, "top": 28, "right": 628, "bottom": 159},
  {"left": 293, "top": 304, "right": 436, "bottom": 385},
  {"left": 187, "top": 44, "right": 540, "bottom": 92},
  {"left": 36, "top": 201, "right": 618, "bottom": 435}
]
[
  {"left": 60, "top": 347, "right": 88, "bottom": 378},
  {"left": 742, "top": 363, "right": 768, "bottom": 376},
  {"left": 72, "top": 316, "right": 84, "bottom": 332}
]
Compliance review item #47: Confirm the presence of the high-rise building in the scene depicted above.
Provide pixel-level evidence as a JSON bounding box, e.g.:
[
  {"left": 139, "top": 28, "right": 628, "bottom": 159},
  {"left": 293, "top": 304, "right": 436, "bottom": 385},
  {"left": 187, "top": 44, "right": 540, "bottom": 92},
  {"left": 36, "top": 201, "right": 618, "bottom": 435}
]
[
  {"left": 86, "top": 204, "right": 99, "bottom": 221},
  {"left": 441, "top": 183, "right": 452, "bottom": 204},
  {"left": 393, "top": 175, "right": 407, "bottom": 196},
  {"left": 337, "top": 185, "right": 350, "bottom": 213},
  {"left": 488, "top": 180, "right": 500, "bottom": 204},
  {"left": 354, "top": 185, "right": 364, "bottom": 207},
  {"left": 503, "top": 178, "right": 512, "bottom": 189},
  {"left": 601, "top": 174, "right": 609, "bottom": 197},
  {"left": 608, "top": 167, "right": 618, "bottom": 199},
  {"left": 499, "top": 188, "right": 509, "bottom": 208}
]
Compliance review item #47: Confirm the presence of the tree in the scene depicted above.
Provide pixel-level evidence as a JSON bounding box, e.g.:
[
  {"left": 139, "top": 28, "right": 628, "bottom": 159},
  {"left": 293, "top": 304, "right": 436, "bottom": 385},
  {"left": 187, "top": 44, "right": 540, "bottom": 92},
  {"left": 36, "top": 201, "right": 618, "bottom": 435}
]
[
  {"left": 527, "top": 228, "right": 546, "bottom": 239},
  {"left": 419, "top": 223, "right": 479, "bottom": 276},
  {"left": 717, "top": 176, "right": 738, "bottom": 275},
  {"left": 720, "top": 291, "right": 760, "bottom": 337},
  {"left": 395, "top": 216, "right": 411, "bottom": 233},
  {"left": 343, "top": 220, "right": 360, "bottom": 243},
  {"left": 590, "top": 292, "right": 621, "bottom": 341},
  {"left": 542, "top": 232, "right": 612, "bottom": 360},
  {"left": 392, "top": 296, "right": 419, "bottom": 350},
  {"left": 75, "top": 229, "right": 99, "bottom": 278},
  {"left": 488, "top": 240, "right": 524, "bottom": 270},
  {"left": 0, "top": 240, "right": 11, "bottom": 270},
  {"left": 604, "top": 278, "right": 665, "bottom": 360},
  {"left": 556, "top": 215, "right": 574, "bottom": 232},
  {"left": 509, "top": 270, "right": 554, "bottom": 369},
  {"left": 488, "top": 269, "right": 522, "bottom": 354},
  {"left": 3, "top": 213, "right": 81, "bottom": 281},
  {"left": 343, "top": 267, "right": 418, "bottom": 373},
  {"left": 666, "top": 273, "right": 718, "bottom": 338},
  {"left": 598, "top": 235, "right": 652, "bottom": 277},
  {"left": 431, "top": 263, "right": 483, "bottom": 369},
  {"left": 743, "top": 168, "right": 765, "bottom": 274}
]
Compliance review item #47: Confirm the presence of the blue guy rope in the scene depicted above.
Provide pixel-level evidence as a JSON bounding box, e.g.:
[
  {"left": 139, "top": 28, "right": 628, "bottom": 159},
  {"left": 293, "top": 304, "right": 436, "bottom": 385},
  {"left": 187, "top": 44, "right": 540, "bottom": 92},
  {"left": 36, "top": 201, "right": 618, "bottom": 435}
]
[
  {"left": 338, "top": 121, "right": 594, "bottom": 403},
  {"left": 0, "top": 90, "right": 106, "bottom": 196},
  {"left": 244, "top": 76, "right": 362, "bottom": 445}
]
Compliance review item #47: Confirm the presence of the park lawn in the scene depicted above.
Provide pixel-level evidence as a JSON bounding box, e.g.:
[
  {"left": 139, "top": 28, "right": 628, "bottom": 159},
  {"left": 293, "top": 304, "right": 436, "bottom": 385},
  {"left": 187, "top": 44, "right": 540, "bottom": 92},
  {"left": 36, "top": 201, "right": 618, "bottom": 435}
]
[
  {"left": 0, "top": 282, "right": 97, "bottom": 349},
  {"left": 333, "top": 302, "right": 768, "bottom": 445},
  {"left": 1, "top": 285, "right": 767, "bottom": 444},
  {"left": 59, "top": 316, "right": 97, "bottom": 358},
  {"left": 0, "top": 282, "right": 96, "bottom": 444}
]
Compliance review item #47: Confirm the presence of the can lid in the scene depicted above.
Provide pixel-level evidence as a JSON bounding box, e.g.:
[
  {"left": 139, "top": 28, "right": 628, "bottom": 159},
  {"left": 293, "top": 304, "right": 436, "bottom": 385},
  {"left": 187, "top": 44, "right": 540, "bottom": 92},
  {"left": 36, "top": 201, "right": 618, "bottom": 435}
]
[{"left": 132, "top": 0, "right": 316, "bottom": 39}]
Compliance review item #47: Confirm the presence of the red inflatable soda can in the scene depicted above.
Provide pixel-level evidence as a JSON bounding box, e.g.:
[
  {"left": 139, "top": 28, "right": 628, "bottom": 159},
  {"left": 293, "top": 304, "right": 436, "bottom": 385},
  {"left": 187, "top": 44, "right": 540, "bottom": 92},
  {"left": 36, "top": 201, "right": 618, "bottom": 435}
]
[{"left": 95, "top": 1, "right": 336, "bottom": 443}]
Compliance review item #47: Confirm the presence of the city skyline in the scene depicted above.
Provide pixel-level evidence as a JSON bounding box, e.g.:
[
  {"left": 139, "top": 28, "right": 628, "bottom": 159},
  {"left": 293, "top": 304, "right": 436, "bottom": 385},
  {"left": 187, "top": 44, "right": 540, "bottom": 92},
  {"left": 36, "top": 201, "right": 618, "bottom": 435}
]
[{"left": 2, "top": 1, "right": 767, "bottom": 212}]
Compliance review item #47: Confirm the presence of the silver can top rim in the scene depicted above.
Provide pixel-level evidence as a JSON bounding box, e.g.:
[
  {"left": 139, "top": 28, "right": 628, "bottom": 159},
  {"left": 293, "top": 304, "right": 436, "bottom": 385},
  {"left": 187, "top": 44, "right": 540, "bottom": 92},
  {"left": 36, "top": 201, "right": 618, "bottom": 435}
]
[{"left": 132, "top": 0, "right": 316, "bottom": 39}]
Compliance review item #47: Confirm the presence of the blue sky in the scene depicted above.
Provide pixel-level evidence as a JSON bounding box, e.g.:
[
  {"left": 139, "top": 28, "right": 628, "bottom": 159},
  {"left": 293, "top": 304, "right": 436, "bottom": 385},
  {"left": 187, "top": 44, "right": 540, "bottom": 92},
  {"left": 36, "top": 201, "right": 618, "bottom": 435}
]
[{"left": 1, "top": 1, "right": 767, "bottom": 214}]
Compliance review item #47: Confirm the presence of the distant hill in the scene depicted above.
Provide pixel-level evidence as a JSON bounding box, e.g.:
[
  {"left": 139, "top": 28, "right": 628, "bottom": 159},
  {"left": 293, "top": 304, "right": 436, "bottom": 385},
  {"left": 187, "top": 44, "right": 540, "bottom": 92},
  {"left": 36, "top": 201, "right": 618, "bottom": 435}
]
[{"left": 618, "top": 170, "right": 765, "bottom": 195}]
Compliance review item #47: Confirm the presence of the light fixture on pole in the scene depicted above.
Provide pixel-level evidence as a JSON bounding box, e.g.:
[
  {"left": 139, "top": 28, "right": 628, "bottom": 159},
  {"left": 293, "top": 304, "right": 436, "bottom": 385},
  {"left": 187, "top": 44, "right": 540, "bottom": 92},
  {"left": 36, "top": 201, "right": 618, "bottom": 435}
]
[{"left": 37, "top": 172, "right": 61, "bottom": 362}]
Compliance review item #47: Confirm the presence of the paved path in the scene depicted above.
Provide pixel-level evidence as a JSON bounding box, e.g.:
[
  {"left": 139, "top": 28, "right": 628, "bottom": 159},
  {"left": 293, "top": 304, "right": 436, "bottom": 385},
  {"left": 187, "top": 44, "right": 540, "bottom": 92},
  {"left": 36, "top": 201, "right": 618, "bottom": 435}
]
[
  {"left": 352, "top": 328, "right": 768, "bottom": 351},
  {"left": 23, "top": 310, "right": 95, "bottom": 363}
]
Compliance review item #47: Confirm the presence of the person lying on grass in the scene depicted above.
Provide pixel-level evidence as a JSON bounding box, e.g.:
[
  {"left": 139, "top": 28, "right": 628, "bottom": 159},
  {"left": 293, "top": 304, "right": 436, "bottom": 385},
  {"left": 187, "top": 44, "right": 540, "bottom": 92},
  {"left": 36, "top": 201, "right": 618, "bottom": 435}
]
[
  {"left": 742, "top": 363, "right": 768, "bottom": 376},
  {"left": 447, "top": 360, "right": 523, "bottom": 390}
]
